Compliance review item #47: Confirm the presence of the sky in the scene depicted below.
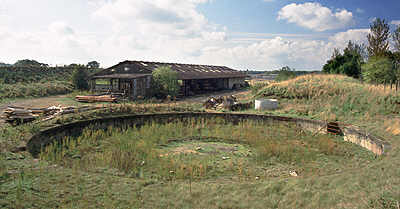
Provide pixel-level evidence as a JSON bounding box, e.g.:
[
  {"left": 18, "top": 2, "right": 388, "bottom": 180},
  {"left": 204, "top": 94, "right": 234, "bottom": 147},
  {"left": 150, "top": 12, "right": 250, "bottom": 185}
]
[{"left": 0, "top": 0, "right": 399, "bottom": 70}]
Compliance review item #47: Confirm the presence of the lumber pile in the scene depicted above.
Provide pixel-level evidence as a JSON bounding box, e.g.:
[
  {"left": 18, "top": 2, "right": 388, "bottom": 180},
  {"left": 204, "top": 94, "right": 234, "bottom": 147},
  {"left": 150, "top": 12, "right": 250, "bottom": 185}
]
[
  {"left": 2, "top": 107, "right": 37, "bottom": 123},
  {"left": 75, "top": 94, "right": 118, "bottom": 103},
  {"left": 2, "top": 105, "right": 99, "bottom": 124}
]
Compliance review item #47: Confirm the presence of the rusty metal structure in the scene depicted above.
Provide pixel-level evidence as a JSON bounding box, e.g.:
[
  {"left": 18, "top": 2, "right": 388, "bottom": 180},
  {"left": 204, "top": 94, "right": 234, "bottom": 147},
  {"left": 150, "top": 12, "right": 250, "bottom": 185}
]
[{"left": 89, "top": 60, "right": 247, "bottom": 99}]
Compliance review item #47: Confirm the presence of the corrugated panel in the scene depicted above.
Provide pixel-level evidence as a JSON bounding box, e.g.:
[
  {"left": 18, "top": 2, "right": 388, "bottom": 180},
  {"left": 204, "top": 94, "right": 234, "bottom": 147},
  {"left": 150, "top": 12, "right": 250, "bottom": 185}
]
[{"left": 91, "top": 60, "right": 247, "bottom": 80}]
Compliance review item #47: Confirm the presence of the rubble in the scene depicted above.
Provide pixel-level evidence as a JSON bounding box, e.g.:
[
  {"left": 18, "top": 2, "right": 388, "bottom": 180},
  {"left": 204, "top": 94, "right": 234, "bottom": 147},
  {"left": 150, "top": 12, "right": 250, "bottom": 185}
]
[
  {"left": 203, "top": 95, "right": 253, "bottom": 111},
  {"left": 289, "top": 170, "right": 298, "bottom": 177}
]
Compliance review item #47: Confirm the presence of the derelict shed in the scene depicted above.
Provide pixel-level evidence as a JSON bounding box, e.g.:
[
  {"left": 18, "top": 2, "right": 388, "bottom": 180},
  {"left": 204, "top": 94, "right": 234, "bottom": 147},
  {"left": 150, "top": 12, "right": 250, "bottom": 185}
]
[{"left": 89, "top": 60, "right": 247, "bottom": 99}]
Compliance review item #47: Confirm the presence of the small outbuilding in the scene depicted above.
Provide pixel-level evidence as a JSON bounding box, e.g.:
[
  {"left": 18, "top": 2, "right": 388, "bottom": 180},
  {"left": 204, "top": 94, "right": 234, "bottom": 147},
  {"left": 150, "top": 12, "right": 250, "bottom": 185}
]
[{"left": 89, "top": 60, "right": 247, "bottom": 99}]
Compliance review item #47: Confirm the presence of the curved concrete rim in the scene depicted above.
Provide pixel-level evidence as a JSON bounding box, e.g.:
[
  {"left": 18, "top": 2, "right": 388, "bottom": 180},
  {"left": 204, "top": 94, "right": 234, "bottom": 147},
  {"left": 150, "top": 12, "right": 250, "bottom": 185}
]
[{"left": 27, "top": 112, "right": 391, "bottom": 157}]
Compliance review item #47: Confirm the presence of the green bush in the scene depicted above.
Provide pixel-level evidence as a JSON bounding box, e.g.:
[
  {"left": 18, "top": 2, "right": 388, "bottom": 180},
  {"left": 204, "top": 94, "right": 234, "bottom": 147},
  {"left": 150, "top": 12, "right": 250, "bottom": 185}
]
[
  {"left": 71, "top": 67, "right": 89, "bottom": 90},
  {"left": 0, "top": 81, "right": 74, "bottom": 100},
  {"left": 362, "top": 57, "right": 395, "bottom": 84},
  {"left": 323, "top": 41, "right": 364, "bottom": 78},
  {"left": 151, "top": 66, "right": 179, "bottom": 99},
  {"left": 275, "top": 66, "right": 296, "bottom": 81}
]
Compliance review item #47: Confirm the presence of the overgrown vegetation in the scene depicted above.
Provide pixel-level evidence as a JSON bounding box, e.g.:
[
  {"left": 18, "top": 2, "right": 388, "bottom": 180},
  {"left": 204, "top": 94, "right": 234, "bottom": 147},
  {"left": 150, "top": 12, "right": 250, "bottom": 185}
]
[
  {"left": 0, "top": 74, "right": 399, "bottom": 208},
  {"left": 0, "top": 116, "right": 375, "bottom": 208},
  {"left": 0, "top": 61, "right": 99, "bottom": 101},
  {"left": 40, "top": 119, "right": 372, "bottom": 180},
  {"left": 71, "top": 66, "right": 89, "bottom": 90},
  {"left": 0, "top": 81, "right": 74, "bottom": 100},
  {"left": 275, "top": 66, "right": 297, "bottom": 81},
  {"left": 151, "top": 66, "right": 180, "bottom": 99},
  {"left": 323, "top": 41, "right": 365, "bottom": 78},
  {"left": 255, "top": 74, "right": 400, "bottom": 123},
  {"left": 323, "top": 18, "right": 400, "bottom": 87}
]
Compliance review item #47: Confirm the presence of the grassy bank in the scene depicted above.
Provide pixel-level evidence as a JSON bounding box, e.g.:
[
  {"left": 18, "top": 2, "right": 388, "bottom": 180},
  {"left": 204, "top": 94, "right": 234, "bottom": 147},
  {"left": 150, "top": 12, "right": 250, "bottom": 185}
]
[{"left": 253, "top": 74, "right": 400, "bottom": 138}]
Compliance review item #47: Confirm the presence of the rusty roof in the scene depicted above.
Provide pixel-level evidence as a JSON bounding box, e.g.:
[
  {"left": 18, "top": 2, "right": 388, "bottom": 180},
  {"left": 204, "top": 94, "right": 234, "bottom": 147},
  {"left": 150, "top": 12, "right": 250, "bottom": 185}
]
[
  {"left": 92, "top": 60, "right": 246, "bottom": 80},
  {"left": 92, "top": 73, "right": 151, "bottom": 79}
]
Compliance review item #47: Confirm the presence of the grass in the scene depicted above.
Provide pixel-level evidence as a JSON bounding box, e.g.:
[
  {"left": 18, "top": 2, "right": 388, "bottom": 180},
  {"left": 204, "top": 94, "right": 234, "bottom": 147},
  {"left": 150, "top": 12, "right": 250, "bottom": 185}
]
[
  {"left": 253, "top": 74, "right": 400, "bottom": 136},
  {"left": 0, "top": 74, "right": 399, "bottom": 208},
  {"left": 1, "top": 117, "right": 376, "bottom": 208},
  {"left": 39, "top": 119, "right": 373, "bottom": 181}
]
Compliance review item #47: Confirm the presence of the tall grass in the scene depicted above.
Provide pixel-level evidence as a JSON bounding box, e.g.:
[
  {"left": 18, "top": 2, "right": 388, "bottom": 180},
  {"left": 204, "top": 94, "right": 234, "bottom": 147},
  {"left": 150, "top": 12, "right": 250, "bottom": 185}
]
[
  {"left": 40, "top": 118, "right": 373, "bottom": 180},
  {"left": 255, "top": 74, "right": 400, "bottom": 122}
]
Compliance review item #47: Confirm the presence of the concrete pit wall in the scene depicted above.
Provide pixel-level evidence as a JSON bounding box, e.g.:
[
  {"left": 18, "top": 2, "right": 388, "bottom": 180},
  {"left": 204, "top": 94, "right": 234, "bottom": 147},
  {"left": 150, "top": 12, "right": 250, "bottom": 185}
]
[{"left": 27, "top": 113, "right": 391, "bottom": 157}]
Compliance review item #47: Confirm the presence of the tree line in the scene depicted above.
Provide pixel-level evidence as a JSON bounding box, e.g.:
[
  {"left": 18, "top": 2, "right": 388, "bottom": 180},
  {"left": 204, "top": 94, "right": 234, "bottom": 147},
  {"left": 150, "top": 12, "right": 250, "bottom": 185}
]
[
  {"left": 323, "top": 18, "right": 400, "bottom": 87},
  {"left": 0, "top": 59, "right": 101, "bottom": 90}
]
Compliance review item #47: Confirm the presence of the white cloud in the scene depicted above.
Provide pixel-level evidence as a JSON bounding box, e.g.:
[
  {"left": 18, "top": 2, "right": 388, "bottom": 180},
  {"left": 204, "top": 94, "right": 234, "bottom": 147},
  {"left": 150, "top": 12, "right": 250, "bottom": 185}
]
[
  {"left": 0, "top": 0, "right": 372, "bottom": 71},
  {"left": 356, "top": 8, "right": 364, "bottom": 14},
  {"left": 92, "top": 0, "right": 214, "bottom": 38},
  {"left": 196, "top": 28, "right": 370, "bottom": 70},
  {"left": 329, "top": 29, "right": 369, "bottom": 48},
  {"left": 278, "top": 2, "right": 354, "bottom": 31},
  {"left": 263, "top": 0, "right": 275, "bottom": 2},
  {"left": 48, "top": 22, "right": 75, "bottom": 35},
  {"left": 391, "top": 20, "right": 400, "bottom": 26},
  {"left": 197, "top": 37, "right": 334, "bottom": 70}
]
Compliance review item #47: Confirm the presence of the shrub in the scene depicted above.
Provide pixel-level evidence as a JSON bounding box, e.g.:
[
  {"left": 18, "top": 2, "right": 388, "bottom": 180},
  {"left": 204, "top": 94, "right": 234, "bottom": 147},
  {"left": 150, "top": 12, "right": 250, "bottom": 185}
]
[
  {"left": 151, "top": 66, "right": 179, "bottom": 99},
  {"left": 275, "top": 66, "right": 296, "bottom": 81},
  {"left": 71, "top": 67, "right": 89, "bottom": 90},
  {"left": 362, "top": 57, "right": 395, "bottom": 84},
  {"left": 323, "top": 41, "right": 364, "bottom": 78}
]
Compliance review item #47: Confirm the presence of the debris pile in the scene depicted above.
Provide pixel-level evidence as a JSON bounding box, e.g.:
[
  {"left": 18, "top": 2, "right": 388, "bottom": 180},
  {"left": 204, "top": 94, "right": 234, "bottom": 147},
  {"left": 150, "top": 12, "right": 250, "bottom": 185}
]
[
  {"left": 203, "top": 95, "right": 236, "bottom": 110},
  {"left": 2, "top": 105, "right": 98, "bottom": 124},
  {"left": 203, "top": 95, "right": 253, "bottom": 111},
  {"left": 75, "top": 94, "right": 118, "bottom": 103}
]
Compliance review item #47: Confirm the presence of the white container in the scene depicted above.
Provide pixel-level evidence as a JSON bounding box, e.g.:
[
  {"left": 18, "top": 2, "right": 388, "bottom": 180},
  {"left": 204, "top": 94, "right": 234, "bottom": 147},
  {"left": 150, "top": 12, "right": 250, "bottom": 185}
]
[{"left": 255, "top": 99, "right": 278, "bottom": 110}]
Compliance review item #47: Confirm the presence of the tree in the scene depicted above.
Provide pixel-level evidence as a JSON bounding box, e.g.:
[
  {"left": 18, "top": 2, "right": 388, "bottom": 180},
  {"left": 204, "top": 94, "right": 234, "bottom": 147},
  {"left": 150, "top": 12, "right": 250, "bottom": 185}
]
[
  {"left": 151, "top": 66, "right": 179, "bottom": 99},
  {"left": 361, "top": 57, "right": 395, "bottom": 84},
  {"left": 393, "top": 25, "right": 400, "bottom": 74},
  {"left": 0, "top": 62, "right": 11, "bottom": 67},
  {"left": 331, "top": 48, "right": 341, "bottom": 59},
  {"left": 67, "top": 63, "right": 85, "bottom": 68},
  {"left": 343, "top": 40, "right": 367, "bottom": 62},
  {"left": 71, "top": 67, "right": 89, "bottom": 90},
  {"left": 14, "top": 59, "right": 48, "bottom": 67},
  {"left": 367, "top": 18, "right": 390, "bottom": 58},
  {"left": 275, "top": 66, "right": 296, "bottom": 81},
  {"left": 87, "top": 61, "right": 100, "bottom": 69},
  {"left": 393, "top": 25, "right": 400, "bottom": 52},
  {"left": 323, "top": 41, "right": 364, "bottom": 78}
]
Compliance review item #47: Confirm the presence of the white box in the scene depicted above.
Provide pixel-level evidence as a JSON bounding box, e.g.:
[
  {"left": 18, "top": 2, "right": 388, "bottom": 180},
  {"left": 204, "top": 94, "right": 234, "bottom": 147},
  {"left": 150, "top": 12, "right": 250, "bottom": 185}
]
[{"left": 255, "top": 99, "right": 278, "bottom": 110}]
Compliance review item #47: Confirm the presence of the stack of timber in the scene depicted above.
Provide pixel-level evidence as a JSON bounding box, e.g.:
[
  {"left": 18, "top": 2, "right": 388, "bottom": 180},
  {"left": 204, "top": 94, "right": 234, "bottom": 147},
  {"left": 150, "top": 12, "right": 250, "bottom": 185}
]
[
  {"left": 2, "top": 105, "right": 100, "bottom": 124},
  {"left": 75, "top": 94, "right": 118, "bottom": 103},
  {"left": 2, "top": 107, "right": 37, "bottom": 123}
]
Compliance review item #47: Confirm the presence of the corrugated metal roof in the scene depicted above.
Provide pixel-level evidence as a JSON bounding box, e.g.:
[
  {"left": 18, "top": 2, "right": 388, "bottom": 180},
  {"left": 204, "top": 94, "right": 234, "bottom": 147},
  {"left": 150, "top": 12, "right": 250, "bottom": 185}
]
[
  {"left": 92, "top": 60, "right": 246, "bottom": 80},
  {"left": 92, "top": 73, "right": 150, "bottom": 79}
]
